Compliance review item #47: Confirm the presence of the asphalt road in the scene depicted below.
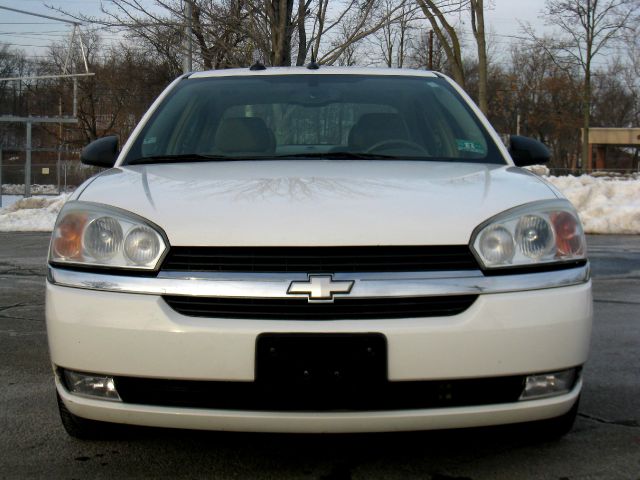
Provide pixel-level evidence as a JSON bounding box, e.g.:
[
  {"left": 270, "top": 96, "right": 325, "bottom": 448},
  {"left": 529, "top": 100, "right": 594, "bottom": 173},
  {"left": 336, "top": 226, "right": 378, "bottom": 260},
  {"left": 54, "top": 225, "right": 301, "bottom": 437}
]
[{"left": 1, "top": 233, "right": 639, "bottom": 479}]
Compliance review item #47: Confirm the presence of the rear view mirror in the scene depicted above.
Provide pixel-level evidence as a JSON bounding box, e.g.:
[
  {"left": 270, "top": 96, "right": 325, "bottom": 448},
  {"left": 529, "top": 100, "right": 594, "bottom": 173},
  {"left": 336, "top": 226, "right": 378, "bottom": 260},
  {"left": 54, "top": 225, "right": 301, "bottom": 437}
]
[
  {"left": 81, "top": 136, "right": 119, "bottom": 168},
  {"left": 509, "top": 135, "right": 551, "bottom": 167}
]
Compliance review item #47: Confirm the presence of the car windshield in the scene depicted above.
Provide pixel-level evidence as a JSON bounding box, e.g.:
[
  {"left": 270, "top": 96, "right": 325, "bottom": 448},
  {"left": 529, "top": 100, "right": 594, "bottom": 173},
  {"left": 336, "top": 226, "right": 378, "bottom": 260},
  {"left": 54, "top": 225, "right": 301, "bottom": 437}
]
[{"left": 123, "top": 73, "right": 505, "bottom": 165}]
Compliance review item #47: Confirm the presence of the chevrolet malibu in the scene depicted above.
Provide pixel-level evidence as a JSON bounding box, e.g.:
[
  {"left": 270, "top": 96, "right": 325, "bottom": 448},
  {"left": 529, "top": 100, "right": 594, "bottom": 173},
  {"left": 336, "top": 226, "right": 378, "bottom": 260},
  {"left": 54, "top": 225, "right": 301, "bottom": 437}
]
[{"left": 46, "top": 67, "right": 592, "bottom": 439}]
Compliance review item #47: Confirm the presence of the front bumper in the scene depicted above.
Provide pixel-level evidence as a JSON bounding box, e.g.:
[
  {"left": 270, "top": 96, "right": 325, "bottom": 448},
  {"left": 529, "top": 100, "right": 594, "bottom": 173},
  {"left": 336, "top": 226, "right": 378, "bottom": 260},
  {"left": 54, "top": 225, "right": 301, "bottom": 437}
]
[
  {"left": 56, "top": 377, "right": 582, "bottom": 433},
  {"left": 46, "top": 266, "right": 592, "bottom": 432}
]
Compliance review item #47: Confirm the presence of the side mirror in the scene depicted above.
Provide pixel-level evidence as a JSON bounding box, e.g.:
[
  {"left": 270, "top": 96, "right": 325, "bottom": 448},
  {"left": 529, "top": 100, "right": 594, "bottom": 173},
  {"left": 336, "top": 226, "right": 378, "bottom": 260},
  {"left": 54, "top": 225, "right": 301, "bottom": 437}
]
[
  {"left": 81, "top": 136, "right": 119, "bottom": 168},
  {"left": 508, "top": 135, "right": 550, "bottom": 167}
]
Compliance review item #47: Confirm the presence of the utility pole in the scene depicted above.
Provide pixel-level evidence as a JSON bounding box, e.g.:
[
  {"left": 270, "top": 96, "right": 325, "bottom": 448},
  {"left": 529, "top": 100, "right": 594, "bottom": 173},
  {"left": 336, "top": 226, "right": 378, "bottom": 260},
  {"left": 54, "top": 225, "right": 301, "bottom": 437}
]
[
  {"left": 183, "top": 0, "right": 193, "bottom": 73},
  {"left": 59, "top": 86, "right": 63, "bottom": 195},
  {"left": 0, "top": 146, "right": 3, "bottom": 208},
  {"left": 428, "top": 30, "right": 434, "bottom": 70},
  {"left": 57, "top": 146, "right": 62, "bottom": 194},
  {"left": 25, "top": 121, "right": 32, "bottom": 198}
]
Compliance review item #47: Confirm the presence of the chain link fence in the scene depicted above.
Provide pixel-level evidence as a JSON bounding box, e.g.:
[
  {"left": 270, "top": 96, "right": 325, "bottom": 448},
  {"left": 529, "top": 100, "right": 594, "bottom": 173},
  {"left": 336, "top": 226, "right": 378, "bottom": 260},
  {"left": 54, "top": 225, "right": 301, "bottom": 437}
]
[
  {"left": 0, "top": 147, "right": 102, "bottom": 207},
  {"left": 548, "top": 167, "right": 640, "bottom": 178},
  {"left": 0, "top": 161, "right": 99, "bottom": 193}
]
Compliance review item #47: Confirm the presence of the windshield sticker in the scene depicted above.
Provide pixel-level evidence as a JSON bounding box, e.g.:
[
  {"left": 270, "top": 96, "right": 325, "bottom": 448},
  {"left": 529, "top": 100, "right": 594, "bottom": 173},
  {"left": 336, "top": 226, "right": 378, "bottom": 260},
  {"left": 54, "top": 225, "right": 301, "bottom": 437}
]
[
  {"left": 456, "top": 139, "right": 484, "bottom": 154},
  {"left": 143, "top": 137, "right": 157, "bottom": 145}
]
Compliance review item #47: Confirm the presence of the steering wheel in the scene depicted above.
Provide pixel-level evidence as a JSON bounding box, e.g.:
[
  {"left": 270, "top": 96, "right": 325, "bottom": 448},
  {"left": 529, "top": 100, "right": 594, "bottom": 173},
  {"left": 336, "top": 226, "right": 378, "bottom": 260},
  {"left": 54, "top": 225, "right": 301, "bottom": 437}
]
[{"left": 365, "top": 139, "right": 429, "bottom": 155}]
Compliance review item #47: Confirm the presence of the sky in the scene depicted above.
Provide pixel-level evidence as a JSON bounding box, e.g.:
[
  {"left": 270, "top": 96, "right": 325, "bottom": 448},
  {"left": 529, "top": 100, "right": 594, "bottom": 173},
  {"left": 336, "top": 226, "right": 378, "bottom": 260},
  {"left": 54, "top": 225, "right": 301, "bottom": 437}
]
[
  {"left": 487, "top": 0, "right": 547, "bottom": 32},
  {"left": 0, "top": 0, "right": 550, "bottom": 62}
]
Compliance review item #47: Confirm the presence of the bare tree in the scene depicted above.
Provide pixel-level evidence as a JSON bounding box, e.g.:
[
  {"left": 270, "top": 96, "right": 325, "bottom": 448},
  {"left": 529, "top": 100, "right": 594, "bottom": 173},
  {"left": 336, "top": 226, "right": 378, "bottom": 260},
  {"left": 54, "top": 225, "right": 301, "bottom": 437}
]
[
  {"left": 263, "top": 0, "right": 416, "bottom": 66},
  {"left": 591, "top": 61, "right": 637, "bottom": 127},
  {"left": 50, "top": 0, "right": 255, "bottom": 69},
  {"left": 377, "top": 0, "right": 397, "bottom": 67},
  {"left": 414, "top": 0, "right": 467, "bottom": 86},
  {"left": 507, "top": 40, "right": 583, "bottom": 169},
  {"left": 264, "top": 0, "right": 295, "bottom": 65},
  {"left": 412, "top": 0, "right": 489, "bottom": 112},
  {"left": 51, "top": 0, "right": 416, "bottom": 69},
  {"left": 42, "top": 34, "right": 175, "bottom": 145},
  {"left": 537, "top": 0, "right": 639, "bottom": 171},
  {"left": 621, "top": 18, "right": 640, "bottom": 128},
  {"left": 396, "top": 3, "right": 417, "bottom": 67},
  {"left": 294, "top": 0, "right": 311, "bottom": 65},
  {"left": 330, "top": 21, "right": 362, "bottom": 66},
  {"left": 469, "top": 0, "right": 487, "bottom": 113},
  {"left": 313, "top": 0, "right": 415, "bottom": 65},
  {"left": 371, "top": 0, "right": 417, "bottom": 67},
  {"left": 407, "top": 27, "right": 446, "bottom": 70},
  {"left": 0, "top": 45, "right": 30, "bottom": 114}
]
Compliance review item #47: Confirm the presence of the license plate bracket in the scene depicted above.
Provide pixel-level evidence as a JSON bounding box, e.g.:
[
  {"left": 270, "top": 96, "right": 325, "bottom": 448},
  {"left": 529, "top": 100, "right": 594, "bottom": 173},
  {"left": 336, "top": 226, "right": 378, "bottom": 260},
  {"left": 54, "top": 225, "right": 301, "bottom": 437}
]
[{"left": 256, "top": 333, "right": 387, "bottom": 390}]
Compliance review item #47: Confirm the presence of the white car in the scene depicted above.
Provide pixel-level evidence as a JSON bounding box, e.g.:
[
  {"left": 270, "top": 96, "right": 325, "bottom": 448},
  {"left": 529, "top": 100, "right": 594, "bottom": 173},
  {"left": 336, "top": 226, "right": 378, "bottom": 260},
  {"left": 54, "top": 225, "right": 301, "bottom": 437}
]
[{"left": 46, "top": 67, "right": 592, "bottom": 439}]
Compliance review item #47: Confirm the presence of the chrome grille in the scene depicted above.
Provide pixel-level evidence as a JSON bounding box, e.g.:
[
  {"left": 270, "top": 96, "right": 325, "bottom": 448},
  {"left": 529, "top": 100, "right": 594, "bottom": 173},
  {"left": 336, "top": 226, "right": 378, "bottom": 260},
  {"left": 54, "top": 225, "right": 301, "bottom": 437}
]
[{"left": 163, "top": 295, "right": 478, "bottom": 320}]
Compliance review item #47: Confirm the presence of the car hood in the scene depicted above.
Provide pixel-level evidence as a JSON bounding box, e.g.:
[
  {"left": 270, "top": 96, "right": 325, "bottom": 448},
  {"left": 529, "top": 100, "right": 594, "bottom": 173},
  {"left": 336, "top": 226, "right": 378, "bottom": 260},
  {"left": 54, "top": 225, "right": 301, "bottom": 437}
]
[{"left": 78, "top": 161, "right": 558, "bottom": 246}]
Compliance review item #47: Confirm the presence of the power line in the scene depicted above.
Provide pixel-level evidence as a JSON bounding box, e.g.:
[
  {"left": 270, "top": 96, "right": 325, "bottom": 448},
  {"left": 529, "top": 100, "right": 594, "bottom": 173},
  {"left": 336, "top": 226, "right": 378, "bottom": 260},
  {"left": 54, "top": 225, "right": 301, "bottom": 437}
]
[
  {"left": 1, "top": 42, "right": 55, "bottom": 47},
  {"left": 0, "top": 22, "right": 64, "bottom": 25},
  {"left": 0, "top": 5, "right": 81, "bottom": 25},
  {"left": 0, "top": 30, "right": 73, "bottom": 35}
]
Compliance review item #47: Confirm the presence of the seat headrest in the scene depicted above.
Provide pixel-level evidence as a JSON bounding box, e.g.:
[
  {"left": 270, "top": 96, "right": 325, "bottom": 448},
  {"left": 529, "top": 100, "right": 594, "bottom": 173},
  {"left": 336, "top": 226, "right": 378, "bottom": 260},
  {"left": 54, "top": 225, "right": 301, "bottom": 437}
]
[
  {"left": 348, "top": 113, "right": 409, "bottom": 151},
  {"left": 215, "top": 117, "right": 275, "bottom": 154}
]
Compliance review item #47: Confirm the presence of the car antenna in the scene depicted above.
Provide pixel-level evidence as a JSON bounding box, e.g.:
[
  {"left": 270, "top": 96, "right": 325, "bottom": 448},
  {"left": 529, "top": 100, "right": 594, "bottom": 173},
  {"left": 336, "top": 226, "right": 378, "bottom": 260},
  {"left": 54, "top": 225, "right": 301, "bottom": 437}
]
[
  {"left": 249, "top": 61, "right": 266, "bottom": 71},
  {"left": 307, "top": 51, "right": 319, "bottom": 70}
]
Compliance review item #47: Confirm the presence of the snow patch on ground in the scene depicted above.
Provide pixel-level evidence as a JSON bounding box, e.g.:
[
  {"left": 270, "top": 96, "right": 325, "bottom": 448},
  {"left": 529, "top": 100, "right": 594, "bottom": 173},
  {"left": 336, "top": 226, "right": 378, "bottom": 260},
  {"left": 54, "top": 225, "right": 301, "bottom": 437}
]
[
  {"left": 0, "top": 195, "right": 23, "bottom": 209},
  {"left": 545, "top": 175, "right": 640, "bottom": 234},
  {"left": 0, "top": 194, "right": 69, "bottom": 232}
]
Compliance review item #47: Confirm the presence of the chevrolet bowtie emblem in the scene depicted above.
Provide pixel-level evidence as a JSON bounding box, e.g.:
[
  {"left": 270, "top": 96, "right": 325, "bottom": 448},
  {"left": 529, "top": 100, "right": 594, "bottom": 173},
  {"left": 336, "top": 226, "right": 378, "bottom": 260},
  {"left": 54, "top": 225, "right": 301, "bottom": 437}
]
[{"left": 287, "top": 275, "right": 354, "bottom": 302}]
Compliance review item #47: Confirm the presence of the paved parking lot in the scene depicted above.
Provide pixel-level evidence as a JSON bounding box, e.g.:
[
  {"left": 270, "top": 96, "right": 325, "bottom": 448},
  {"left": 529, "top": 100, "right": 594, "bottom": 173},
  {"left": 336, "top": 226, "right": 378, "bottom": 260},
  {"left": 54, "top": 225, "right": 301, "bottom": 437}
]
[{"left": 0, "top": 233, "right": 638, "bottom": 479}]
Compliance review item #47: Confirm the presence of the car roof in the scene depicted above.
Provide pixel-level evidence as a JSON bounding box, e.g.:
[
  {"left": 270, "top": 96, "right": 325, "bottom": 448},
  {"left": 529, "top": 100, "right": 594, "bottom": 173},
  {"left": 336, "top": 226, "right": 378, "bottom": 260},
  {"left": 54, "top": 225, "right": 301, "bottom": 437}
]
[{"left": 188, "top": 66, "right": 439, "bottom": 79}]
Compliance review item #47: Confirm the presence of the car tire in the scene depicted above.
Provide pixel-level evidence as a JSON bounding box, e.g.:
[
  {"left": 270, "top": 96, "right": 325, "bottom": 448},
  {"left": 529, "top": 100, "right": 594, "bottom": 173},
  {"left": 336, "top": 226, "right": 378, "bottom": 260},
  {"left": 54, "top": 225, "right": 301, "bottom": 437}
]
[
  {"left": 57, "top": 393, "right": 117, "bottom": 440},
  {"left": 526, "top": 396, "right": 580, "bottom": 440}
]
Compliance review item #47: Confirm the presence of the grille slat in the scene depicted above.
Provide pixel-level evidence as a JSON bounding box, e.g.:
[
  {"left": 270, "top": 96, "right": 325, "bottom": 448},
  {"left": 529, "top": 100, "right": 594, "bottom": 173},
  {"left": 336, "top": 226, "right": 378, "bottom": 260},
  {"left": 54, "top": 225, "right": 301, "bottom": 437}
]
[
  {"left": 163, "top": 295, "right": 477, "bottom": 320},
  {"left": 161, "top": 246, "right": 479, "bottom": 273},
  {"left": 169, "top": 252, "right": 470, "bottom": 258}
]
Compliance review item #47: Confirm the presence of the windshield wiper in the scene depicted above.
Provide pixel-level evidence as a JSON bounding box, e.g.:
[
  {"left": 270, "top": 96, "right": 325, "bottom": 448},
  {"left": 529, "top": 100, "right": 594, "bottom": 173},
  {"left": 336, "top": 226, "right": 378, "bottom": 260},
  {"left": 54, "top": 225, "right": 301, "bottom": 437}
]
[
  {"left": 127, "top": 151, "right": 426, "bottom": 165},
  {"left": 127, "top": 154, "right": 240, "bottom": 165}
]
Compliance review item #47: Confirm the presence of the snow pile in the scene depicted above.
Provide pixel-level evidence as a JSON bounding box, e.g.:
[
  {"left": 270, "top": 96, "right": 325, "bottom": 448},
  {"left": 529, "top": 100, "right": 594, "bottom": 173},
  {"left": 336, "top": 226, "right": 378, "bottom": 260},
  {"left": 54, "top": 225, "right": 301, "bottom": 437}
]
[
  {"left": 0, "top": 194, "right": 68, "bottom": 232},
  {"left": 1, "top": 195, "right": 24, "bottom": 209},
  {"left": 2, "top": 184, "right": 59, "bottom": 195},
  {"left": 545, "top": 175, "right": 640, "bottom": 234},
  {"left": 525, "top": 164, "right": 551, "bottom": 176}
]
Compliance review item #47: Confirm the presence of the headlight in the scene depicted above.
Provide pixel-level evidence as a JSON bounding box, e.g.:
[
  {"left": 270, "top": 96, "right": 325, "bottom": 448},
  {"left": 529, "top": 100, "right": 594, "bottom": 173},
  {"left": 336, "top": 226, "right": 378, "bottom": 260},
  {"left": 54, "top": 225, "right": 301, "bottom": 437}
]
[
  {"left": 49, "top": 202, "right": 168, "bottom": 270},
  {"left": 471, "top": 200, "right": 586, "bottom": 269}
]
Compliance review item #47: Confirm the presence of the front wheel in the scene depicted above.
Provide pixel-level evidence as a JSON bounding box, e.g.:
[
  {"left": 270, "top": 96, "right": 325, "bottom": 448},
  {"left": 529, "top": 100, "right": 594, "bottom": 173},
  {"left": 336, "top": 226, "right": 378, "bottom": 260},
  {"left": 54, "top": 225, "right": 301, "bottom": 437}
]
[
  {"left": 525, "top": 396, "right": 580, "bottom": 440},
  {"left": 57, "top": 393, "right": 118, "bottom": 440}
]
